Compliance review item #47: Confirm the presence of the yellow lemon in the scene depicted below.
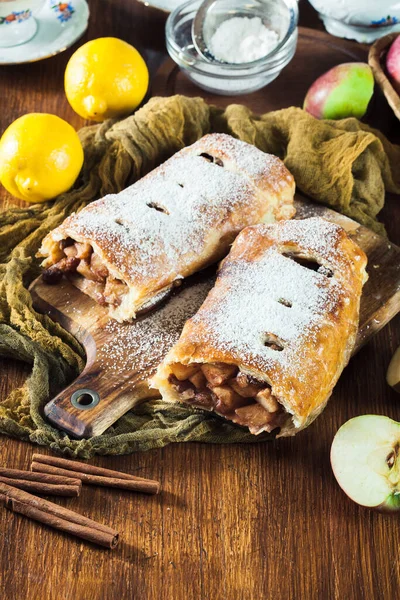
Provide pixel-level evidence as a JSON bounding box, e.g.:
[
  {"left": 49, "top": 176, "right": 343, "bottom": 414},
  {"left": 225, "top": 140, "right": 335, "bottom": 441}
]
[
  {"left": 0, "top": 113, "right": 84, "bottom": 204},
  {"left": 65, "top": 37, "right": 149, "bottom": 122}
]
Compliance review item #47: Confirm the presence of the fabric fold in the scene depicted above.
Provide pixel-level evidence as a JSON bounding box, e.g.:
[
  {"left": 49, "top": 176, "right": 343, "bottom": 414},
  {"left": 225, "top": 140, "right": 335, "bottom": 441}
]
[{"left": 0, "top": 95, "right": 398, "bottom": 456}]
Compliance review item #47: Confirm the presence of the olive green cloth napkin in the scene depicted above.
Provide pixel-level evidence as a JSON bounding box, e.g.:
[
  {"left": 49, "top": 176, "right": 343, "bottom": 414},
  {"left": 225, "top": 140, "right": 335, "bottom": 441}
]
[{"left": 1, "top": 95, "right": 399, "bottom": 458}]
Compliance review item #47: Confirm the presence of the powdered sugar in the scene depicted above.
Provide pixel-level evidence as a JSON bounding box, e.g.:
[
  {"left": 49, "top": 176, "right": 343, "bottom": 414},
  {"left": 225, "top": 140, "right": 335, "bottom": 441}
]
[
  {"left": 198, "top": 133, "right": 290, "bottom": 185},
  {"left": 71, "top": 158, "right": 251, "bottom": 281},
  {"left": 189, "top": 218, "right": 346, "bottom": 380},
  {"left": 273, "top": 217, "right": 347, "bottom": 270},
  {"left": 209, "top": 17, "right": 280, "bottom": 64},
  {"left": 195, "top": 251, "right": 341, "bottom": 373},
  {"left": 56, "top": 134, "right": 290, "bottom": 288},
  {"left": 99, "top": 280, "right": 213, "bottom": 380}
]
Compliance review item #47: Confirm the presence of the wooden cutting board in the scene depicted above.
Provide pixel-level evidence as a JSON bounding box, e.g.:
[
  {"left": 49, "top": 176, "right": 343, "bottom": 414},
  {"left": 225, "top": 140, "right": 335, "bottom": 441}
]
[
  {"left": 29, "top": 28, "right": 400, "bottom": 440},
  {"left": 30, "top": 195, "right": 400, "bottom": 439}
]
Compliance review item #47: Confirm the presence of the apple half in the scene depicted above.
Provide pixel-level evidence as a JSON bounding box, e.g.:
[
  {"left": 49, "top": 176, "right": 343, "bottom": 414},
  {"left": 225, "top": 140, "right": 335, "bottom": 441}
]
[{"left": 331, "top": 415, "right": 400, "bottom": 510}]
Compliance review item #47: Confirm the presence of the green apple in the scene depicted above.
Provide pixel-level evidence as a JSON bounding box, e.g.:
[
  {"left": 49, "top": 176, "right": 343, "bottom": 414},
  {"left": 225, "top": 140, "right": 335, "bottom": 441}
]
[
  {"left": 331, "top": 415, "right": 400, "bottom": 510},
  {"left": 303, "top": 62, "right": 374, "bottom": 120}
]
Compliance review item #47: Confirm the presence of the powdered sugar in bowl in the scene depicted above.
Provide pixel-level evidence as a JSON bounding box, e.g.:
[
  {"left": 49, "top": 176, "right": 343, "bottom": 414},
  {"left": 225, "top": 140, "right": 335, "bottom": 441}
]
[{"left": 166, "top": 0, "right": 298, "bottom": 95}]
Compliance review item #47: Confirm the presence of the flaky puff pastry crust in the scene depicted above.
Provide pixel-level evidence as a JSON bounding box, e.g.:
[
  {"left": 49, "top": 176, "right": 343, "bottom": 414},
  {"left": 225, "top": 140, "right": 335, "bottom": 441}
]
[
  {"left": 152, "top": 217, "right": 368, "bottom": 436},
  {"left": 38, "top": 133, "right": 295, "bottom": 322}
]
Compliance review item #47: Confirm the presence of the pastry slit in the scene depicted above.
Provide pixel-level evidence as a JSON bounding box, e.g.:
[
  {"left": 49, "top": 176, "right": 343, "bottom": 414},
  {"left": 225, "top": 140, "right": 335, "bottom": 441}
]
[
  {"left": 115, "top": 219, "right": 131, "bottom": 232},
  {"left": 146, "top": 202, "right": 170, "bottom": 215},
  {"left": 277, "top": 298, "right": 292, "bottom": 308},
  {"left": 199, "top": 152, "right": 224, "bottom": 167},
  {"left": 152, "top": 218, "right": 368, "bottom": 437},
  {"left": 262, "top": 333, "right": 284, "bottom": 351},
  {"left": 282, "top": 252, "right": 334, "bottom": 278},
  {"left": 38, "top": 134, "right": 296, "bottom": 322}
]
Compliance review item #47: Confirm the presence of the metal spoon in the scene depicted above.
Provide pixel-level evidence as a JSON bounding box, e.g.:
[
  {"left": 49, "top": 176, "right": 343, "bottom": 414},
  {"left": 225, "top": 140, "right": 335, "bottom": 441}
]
[
  {"left": 192, "top": 0, "right": 294, "bottom": 64},
  {"left": 191, "top": 0, "right": 218, "bottom": 62}
]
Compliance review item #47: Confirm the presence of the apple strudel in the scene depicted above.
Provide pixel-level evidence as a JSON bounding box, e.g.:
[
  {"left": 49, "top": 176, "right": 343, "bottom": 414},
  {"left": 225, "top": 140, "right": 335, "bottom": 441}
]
[
  {"left": 37, "top": 134, "right": 295, "bottom": 322},
  {"left": 152, "top": 217, "right": 368, "bottom": 437}
]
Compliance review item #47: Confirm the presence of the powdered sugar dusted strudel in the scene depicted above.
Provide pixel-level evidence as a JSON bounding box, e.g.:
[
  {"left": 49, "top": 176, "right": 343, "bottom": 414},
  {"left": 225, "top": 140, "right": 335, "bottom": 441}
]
[
  {"left": 152, "top": 217, "right": 368, "bottom": 437},
  {"left": 38, "top": 134, "right": 295, "bottom": 322}
]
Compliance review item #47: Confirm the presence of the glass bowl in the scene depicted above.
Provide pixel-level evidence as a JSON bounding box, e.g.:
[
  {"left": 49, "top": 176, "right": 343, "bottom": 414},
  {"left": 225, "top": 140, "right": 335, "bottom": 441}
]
[{"left": 165, "top": 0, "right": 299, "bottom": 96}]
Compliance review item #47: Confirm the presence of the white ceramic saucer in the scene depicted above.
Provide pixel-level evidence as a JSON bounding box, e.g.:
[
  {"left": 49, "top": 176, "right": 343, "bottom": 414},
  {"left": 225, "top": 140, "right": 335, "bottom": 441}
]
[{"left": 0, "top": 0, "right": 90, "bottom": 65}]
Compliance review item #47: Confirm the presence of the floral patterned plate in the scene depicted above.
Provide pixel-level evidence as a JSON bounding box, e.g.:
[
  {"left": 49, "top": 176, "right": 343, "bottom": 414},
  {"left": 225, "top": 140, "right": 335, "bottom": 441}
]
[{"left": 0, "top": 0, "right": 89, "bottom": 64}]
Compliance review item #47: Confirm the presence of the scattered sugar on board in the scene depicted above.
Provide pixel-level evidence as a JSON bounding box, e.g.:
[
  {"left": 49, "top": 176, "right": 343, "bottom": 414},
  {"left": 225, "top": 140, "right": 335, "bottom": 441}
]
[
  {"left": 99, "top": 281, "right": 212, "bottom": 378},
  {"left": 52, "top": 135, "right": 289, "bottom": 286},
  {"left": 209, "top": 17, "right": 280, "bottom": 64}
]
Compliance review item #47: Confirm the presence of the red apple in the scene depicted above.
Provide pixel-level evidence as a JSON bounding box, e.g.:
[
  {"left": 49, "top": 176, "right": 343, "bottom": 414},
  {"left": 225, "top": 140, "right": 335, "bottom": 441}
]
[
  {"left": 303, "top": 63, "right": 374, "bottom": 120},
  {"left": 386, "top": 35, "right": 400, "bottom": 94}
]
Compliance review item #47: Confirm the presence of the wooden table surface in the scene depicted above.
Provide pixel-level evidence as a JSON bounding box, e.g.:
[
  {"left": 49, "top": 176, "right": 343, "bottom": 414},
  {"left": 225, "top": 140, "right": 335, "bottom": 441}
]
[{"left": 1, "top": 1, "right": 399, "bottom": 599}]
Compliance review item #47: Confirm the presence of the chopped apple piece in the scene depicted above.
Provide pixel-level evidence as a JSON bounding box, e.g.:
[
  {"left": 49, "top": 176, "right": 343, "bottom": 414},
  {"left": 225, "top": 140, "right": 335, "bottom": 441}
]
[
  {"left": 201, "top": 363, "right": 237, "bottom": 386},
  {"left": 331, "top": 415, "right": 400, "bottom": 510},
  {"left": 64, "top": 245, "right": 78, "bottom": 258},
  {"left": 387, "top": 346, "right": 400, "bottom": 393},
  {"left": 189, "top": 371, "right": 207, "bottom": 389},
  {"left": 235, "top": 372, "right": 254, "bottom": 388},
  {"left": 90, "top": 253, "right": 109, "bottom": 280},
  {"left": 168, "top": 374, "right": 195, "bottom": 397},
  {"left": 211, "top": 385, "right": 244, "bottom": 412},
  {"left": 103, "top": 277, "right": 127, "bottom": 304},
  {"left": 256, "top": 388, "right": 279, "bottom": 413},
  {"left": 75, "top": 242, "right": 92, "bottom": 259},
  {"left": 180, "top": 388, "right": 195, "bottom": 400},
  {"left": 170, "top": 363, "right": 200, "bottom": 381},
  {"left": 230, "top": 378, "right": 264, "bottom": 398},
  {"left": 234, "top": 403, "right": 273, "bottom": 430},
  {"left": 193, "top": 390, "right": 214, "bottom": 409},
  {"left": 76, "top": 259, "right": 95, "bottom": 280}
]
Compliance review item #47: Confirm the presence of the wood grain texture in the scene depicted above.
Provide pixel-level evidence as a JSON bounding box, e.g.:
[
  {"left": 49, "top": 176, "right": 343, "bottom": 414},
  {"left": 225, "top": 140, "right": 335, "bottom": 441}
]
[
  {"left": 1, "top": 2, "right": 400, "bottom": 599},
  {"left": 30, "top": 273, "right": 213, "bottom": 438},
  {"left": 29, "top": 196, "right": 400, "bottom": 439}
]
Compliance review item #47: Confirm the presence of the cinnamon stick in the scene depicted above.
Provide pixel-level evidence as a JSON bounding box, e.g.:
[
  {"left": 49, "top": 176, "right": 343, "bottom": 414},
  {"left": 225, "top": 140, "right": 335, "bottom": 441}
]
[
  {"left": 32, "top": 454, "right": 159, "bottom": 484},
  {"left": 32, "top": 461, "right": 160, "bottom": 495},
  {"left": 0, "top": 476, "right": 80, "bottom": 497},
  {"left": 0, "top": 482, "right": 119, "bottom": 549},
  {"left": 32, "top": 454, "right": 160, "bottom": 494},
  {"left": 0, "top": 467, "right": 81, "bottom": 487}
]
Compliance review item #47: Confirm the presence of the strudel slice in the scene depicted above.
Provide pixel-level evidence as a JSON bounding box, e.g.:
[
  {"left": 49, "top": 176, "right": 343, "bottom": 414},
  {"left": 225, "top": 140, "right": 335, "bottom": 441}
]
[
  {"left": 38, "top": 134, "right": 295, "bottom": 322},
  {"left": 152, "top": 217, "right": 368, "bottom": 436}
]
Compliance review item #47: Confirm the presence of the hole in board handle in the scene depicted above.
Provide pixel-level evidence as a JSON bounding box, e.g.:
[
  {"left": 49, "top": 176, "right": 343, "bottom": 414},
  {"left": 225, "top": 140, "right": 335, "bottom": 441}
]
[{"left": 71, "top": 389, "right": 100, "bottom": 410}]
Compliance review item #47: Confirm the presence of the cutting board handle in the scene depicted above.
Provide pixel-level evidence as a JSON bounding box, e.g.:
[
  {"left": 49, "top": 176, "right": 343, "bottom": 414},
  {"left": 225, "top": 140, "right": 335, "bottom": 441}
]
[
  {"left": 43, "top": 344, "right": 152, "bottom": 438},
  {"left": 31, "top": 281, "right": 151, "bottom": 439}
]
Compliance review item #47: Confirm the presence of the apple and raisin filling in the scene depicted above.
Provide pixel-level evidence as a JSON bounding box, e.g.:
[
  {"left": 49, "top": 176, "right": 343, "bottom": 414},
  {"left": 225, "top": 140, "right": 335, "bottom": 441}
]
[
  {"left": 167, "top": 362, "right": 288, "bottom": 434},
  {"left": 42, "top": 237, "right": 127, "bottom": 307}
]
